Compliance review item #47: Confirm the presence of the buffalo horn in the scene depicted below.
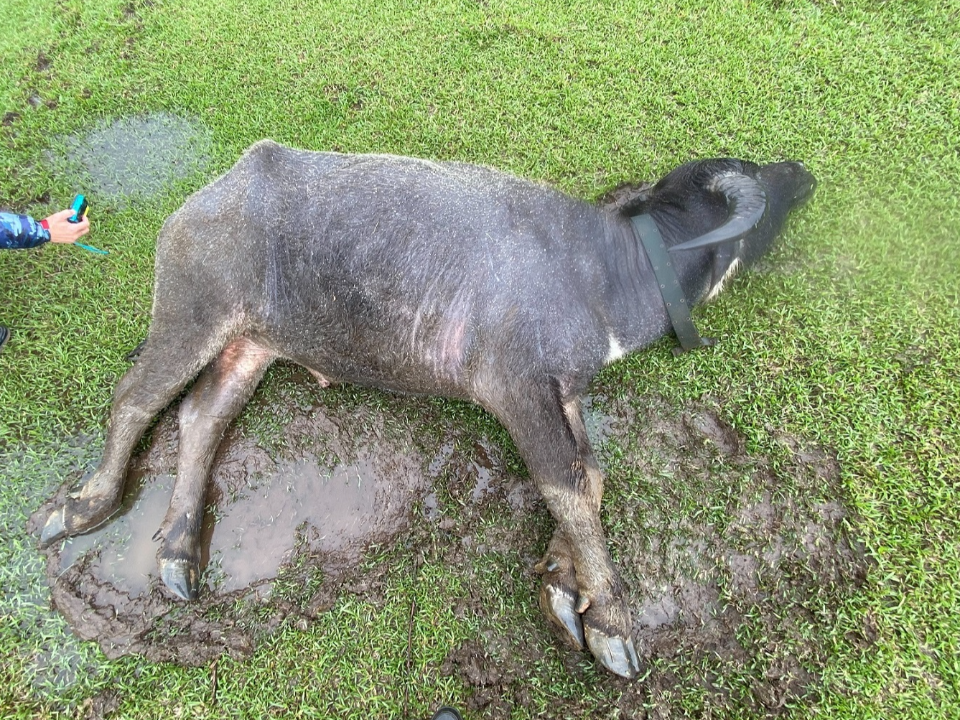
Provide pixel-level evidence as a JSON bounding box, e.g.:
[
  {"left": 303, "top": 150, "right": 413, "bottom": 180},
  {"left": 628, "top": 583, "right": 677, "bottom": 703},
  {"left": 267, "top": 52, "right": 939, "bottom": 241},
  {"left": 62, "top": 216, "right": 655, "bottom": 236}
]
[{"left": 670, "top": 173, "right": 767, "bottom": 252}]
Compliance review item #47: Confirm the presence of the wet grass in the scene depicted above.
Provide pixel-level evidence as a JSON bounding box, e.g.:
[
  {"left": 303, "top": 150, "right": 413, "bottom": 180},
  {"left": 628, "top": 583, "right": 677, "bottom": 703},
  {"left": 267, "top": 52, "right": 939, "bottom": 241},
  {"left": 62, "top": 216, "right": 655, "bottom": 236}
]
[{"left": 2, "top": 0, "right": 959, "bottom": 717}]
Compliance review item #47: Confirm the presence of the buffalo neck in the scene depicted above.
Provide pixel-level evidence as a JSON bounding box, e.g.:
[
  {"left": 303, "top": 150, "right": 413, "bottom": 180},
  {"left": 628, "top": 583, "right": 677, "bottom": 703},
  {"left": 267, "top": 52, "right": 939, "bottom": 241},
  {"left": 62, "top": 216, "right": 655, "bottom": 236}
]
[
  {"left": 628, "top": 213, "right": 717, "bottom": 353},
  {"left": 592, "top": 213, "right": 676, "bottom": 357}
]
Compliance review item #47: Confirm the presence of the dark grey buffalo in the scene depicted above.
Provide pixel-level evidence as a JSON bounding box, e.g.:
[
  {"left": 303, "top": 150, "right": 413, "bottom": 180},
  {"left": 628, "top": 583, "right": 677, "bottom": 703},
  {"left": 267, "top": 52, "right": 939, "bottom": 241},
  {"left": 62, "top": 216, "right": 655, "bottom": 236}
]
[{"left": 41, "top": 141, "right": 815, "bottom": 678}]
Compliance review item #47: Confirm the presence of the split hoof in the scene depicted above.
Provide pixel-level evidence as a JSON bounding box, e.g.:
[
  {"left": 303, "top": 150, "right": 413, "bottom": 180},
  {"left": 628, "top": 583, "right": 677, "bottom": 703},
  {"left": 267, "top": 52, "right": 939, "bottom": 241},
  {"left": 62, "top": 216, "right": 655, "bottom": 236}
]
[
  {"left": 539, "top": 582, "right": 585, "bottom": 650},
  {"left": 537, "top": 552, "right": 586, "bottom": 650},
  {"left": 39, "top": 507, "right": 67, "bottom": 546},
  {"left": 159, "top": 558, "right": 201, "bottom": 600},
  {"left": 38, "top": 498, "right": 115, "bottom": 546},
  {"left": 584, "top": 622, "right": 642, "bottom": 679}
]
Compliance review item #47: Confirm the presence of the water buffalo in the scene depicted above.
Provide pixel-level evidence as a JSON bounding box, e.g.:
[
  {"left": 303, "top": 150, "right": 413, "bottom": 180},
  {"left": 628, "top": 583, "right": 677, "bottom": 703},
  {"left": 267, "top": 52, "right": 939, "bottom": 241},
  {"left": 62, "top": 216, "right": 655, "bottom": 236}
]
[{"left": 40, "top": 140, "right": 816, "bottom": 678}]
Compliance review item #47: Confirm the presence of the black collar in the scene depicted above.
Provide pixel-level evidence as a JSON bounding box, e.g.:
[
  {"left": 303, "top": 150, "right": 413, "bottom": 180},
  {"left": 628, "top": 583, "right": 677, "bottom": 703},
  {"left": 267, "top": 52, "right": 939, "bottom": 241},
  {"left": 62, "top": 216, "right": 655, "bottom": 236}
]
[{"left": 629, "top": 214, "right": 716, "bottom": 355}]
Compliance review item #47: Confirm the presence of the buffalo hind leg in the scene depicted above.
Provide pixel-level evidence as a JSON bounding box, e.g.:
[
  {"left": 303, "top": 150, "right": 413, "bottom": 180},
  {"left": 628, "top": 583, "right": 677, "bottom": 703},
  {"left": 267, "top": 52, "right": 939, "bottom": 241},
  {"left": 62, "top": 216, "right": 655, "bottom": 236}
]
[
  {"left": 40, "top": 332, "right": 226, "bottom": 546},
  {"left": 488, "top": 382, "right": 640, "bottom": 679},
  {"left": 155, "top": 337, "right": 275, "bottom": 600}
]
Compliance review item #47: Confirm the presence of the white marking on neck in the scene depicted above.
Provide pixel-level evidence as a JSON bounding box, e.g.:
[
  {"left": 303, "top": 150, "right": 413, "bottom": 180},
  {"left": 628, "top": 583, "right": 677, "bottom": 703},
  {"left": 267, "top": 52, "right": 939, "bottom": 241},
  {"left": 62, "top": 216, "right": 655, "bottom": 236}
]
[
  {"left": 605, "top": 333, "right": 626, "bottom": 364},
  {"left": 706, "top": 257, "right": 743, "bottom": 302}
]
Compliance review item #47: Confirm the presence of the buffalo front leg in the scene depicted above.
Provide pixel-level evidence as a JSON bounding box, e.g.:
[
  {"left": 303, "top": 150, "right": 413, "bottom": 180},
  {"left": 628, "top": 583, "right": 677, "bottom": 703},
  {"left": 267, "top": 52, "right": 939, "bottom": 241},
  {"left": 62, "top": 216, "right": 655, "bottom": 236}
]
[
  {"left": 489, "top": 383, "right": 640, "bottom": 679},
  {"left": 155, "top": 337, "right": 275, "bottom": 600},
  {"left": 535, "top": 397, "right": 606, "bottom": 652},
  {"left": 40, "top": 340, "right": 219, "bottom": 546}
]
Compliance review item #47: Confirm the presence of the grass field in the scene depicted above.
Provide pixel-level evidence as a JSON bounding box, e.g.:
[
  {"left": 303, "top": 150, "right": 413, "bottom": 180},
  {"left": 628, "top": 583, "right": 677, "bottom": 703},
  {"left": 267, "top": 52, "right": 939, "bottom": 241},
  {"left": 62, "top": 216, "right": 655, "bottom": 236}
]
[{"left": 1, "top": 0, "right": 958, "bottom": 718}]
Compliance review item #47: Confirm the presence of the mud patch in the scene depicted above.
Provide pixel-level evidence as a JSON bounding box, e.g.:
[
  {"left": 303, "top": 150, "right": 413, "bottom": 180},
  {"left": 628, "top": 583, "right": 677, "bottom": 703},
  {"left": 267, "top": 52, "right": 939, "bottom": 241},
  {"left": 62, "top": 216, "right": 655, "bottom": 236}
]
[
  {"left": 437, "top": 396, "right": 869, "bottom": 718},
  {"left": 31, "top": 383, "right": 523, "bottom": 665},
  {"left": 50, "top": 113, "right": 212, "bottom": 202},
  {"left": 33, "top": 400, "right": 434, "bottom": 663},
  {"left": 33, "top": 385, "right": 868, "bottom": 716},
  {"left": 598, "top": 181, "right": 654, "bottom": 213}
]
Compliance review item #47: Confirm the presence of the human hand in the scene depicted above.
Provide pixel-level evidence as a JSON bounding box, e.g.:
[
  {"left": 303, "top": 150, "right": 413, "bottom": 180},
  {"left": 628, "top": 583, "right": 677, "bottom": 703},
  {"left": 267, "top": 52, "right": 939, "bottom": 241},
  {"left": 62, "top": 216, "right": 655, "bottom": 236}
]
[{"left": 44, "top": 209, "right": 91, "bottom": 244}]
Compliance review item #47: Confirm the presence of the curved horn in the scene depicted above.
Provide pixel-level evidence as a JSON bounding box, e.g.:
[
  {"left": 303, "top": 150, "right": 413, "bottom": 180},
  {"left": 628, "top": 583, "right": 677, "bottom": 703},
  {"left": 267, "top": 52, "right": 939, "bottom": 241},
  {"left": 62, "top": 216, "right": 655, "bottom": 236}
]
[{"left": 670, "top": 172, "right": 767, "bottom": 252}]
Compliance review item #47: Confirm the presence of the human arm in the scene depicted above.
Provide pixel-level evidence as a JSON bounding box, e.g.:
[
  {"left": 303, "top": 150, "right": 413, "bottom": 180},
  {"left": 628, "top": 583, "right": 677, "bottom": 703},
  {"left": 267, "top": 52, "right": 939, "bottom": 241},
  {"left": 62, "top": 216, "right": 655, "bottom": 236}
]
[
  {"left": 0, "top": 209, "right": 90, "bottom": 248},
  {"left": 0, "top": 211, "right": 50, "bottom": 249}
]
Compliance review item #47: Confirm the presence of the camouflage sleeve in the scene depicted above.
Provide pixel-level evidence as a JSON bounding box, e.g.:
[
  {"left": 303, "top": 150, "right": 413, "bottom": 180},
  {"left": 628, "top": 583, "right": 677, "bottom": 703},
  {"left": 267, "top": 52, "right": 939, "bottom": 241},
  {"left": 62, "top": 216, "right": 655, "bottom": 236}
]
[{"left": 0, "top": 211, "right": 51, "bottom": 249}]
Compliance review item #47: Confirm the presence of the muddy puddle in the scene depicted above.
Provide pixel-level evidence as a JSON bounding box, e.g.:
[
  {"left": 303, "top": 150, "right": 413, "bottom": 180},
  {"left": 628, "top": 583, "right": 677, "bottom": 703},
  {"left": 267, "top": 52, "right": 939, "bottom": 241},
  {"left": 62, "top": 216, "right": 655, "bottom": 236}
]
[
  {"left": 439, "top": 396, "right": 868, "bottom": 718},
  {"left": 32, "top": 380, "right": 868, "bottom": 715},
  {"left": 32, "top": 392, "right": 439, "bottom": 663},
  {"left": 54, "top": 451, "right": 408, "bottom": 600}
]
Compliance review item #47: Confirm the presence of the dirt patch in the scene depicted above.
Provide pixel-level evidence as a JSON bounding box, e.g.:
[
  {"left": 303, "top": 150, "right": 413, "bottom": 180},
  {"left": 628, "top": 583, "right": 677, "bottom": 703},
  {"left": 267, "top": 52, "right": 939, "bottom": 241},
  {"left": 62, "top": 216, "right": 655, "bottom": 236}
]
[
  {"left": 78, "top": 689, "right": 120, "bottom": 720},
  {"left": 436, "top": 396, "right": 869, "bottom": 718},
  {"left": 33, "top": 381, "right": 868, "bottom": 716},
  {"left": 32, "top": 393, "right": 436, "bottom": 664},
  {"left": 598, "top": 181, "right": 654, "bottom": 213}
]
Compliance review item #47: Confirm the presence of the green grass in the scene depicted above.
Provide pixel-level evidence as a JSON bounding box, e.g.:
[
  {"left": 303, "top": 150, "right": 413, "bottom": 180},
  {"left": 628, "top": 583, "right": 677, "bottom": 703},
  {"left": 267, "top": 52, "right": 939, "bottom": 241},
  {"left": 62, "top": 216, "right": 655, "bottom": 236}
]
[{"left": 2, "top": 0, "right": 959, "bottom": 717}]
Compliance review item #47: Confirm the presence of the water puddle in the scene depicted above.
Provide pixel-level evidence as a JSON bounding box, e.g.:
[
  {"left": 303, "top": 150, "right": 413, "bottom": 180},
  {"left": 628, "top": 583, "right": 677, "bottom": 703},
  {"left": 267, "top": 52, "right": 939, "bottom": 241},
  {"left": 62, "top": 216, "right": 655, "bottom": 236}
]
[
  {"left": 32, "top": 396, "right": 521, "bottom": 662},
  {"left": 469, "top": 440, "right": 499, "bottom": 502},
  {"left": 54, "top": 450, "right": 421, "bottom": 601},
  {"left": 208, "top": 456, "right": 387, "bottom": 593},
  {"left": 58, "top": 476, "right": 174, "bottom": 599},
  {"left": 50, "top": 112, "right": 212, "bottom": 202},
  {"left": 427, "top": 441, "right": 455, "bottom": 477}
]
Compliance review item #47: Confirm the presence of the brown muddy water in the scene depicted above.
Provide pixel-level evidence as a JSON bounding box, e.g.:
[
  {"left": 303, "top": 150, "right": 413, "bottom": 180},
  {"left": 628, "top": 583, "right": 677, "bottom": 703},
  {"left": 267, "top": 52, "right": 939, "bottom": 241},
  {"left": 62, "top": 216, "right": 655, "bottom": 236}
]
[
  {"left": 30, "top": 373, "right": 869, "bottom": 718},
  {"left": 54, "top": 452, "right": 405, "bottom": 600}
]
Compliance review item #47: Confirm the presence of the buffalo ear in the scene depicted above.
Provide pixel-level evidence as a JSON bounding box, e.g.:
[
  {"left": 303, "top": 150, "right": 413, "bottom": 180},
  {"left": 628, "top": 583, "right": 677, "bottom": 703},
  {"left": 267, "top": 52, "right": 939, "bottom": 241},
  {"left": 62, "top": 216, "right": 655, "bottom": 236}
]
[
  {"left": 670, "top": 173, "right": 766, "bottom": 252},
  {"left": 602, "top": 182, "right": 654, "bottom": 213}
]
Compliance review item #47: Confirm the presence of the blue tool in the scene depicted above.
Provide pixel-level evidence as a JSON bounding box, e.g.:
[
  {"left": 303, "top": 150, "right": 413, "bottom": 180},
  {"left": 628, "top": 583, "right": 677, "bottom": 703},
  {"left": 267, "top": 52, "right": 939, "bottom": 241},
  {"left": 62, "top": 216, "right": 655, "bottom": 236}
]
[
  {"left": 67, "top": 194, "right": 109, "bottom": 254},
  {"left": 68, "top": 194, "right": 88, "bottom": 223}
]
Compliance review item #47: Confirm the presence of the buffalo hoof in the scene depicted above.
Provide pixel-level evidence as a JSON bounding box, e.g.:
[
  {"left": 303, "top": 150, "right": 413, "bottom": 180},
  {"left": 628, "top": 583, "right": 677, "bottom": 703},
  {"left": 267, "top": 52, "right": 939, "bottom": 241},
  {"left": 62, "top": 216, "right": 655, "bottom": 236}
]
[
  {"left": 159, "top": 558, "right": 200, "bottom": 600},
  {"left": 539, "top": 580, "right": 586, "bottom": 650},
  {"left": 39, "top": 507, "right": 67, "bottom": 546},
  {"left": 584, "top": 621, "right": 642, "bottom": 679},
  {"left": 39, "top": 498, "right": 115, "bottom": 546},
  {"left": 536, "top": 554, "right": 587, "bottom": 650},
  {"left": 574, "top": 586, "right": 643, "bottom": 679}
]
